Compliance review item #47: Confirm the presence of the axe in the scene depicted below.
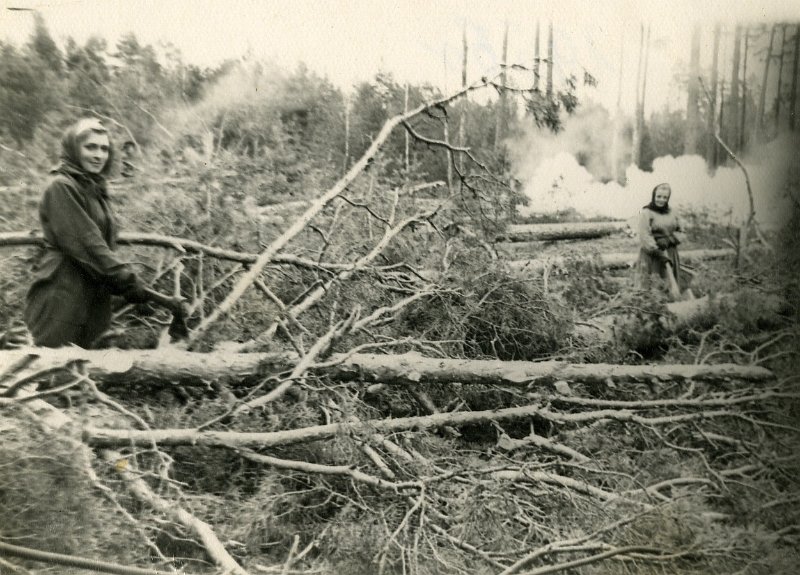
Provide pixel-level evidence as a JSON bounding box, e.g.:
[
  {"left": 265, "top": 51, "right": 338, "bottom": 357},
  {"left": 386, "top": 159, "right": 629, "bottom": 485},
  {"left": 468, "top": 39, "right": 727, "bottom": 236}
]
[{"left": 144, "top": 288, "right": 190, "bottom": 340}]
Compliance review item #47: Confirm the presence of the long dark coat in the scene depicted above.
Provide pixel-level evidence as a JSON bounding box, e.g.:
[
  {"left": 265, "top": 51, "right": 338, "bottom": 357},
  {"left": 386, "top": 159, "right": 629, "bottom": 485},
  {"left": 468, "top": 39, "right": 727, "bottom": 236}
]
[{"left": 25, "top": 162, "right": 146, "bottom": 348}]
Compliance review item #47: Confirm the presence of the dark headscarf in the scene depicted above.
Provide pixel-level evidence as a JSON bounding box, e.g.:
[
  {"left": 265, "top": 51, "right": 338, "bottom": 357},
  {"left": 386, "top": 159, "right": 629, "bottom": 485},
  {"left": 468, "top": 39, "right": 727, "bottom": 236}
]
[
  {"left": 52, "top": 118, "right": 116, "bottom": 193},
  {"left": 643, "top": 183, "right": 671, "bottom": 214}
]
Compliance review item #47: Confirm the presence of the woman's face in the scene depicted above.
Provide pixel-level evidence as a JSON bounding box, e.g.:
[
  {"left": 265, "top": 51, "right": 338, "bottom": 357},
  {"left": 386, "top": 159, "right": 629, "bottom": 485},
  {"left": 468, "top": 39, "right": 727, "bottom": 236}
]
[
  {"left": 653, "top": 185, "right": 671, "bottom": 208},
  {"left": 78, "top": 132, "right": 110, "bottom": 174}
]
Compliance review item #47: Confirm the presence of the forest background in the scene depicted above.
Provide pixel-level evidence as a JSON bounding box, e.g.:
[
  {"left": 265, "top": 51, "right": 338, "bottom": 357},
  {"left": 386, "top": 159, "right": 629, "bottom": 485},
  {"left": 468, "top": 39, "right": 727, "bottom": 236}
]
[{"left": 1, "top": 2, "right": 800, "bottom": 575}]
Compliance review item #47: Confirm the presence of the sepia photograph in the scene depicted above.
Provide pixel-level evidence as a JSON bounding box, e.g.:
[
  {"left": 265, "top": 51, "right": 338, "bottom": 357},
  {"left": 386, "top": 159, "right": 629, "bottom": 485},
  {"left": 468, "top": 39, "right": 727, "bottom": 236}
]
[{"left": 1, "top": 0, "right": 799, "bottom": 573}]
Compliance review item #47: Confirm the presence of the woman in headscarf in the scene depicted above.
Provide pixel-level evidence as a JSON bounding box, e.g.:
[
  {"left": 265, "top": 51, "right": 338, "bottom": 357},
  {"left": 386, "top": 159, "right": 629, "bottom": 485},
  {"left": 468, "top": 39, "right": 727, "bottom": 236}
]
[
  {"left": 636, "top": 182, "right": 686, "bottom": 298},
  {"left": 24, "top": 118, "right": 152, "bottom": 348}
]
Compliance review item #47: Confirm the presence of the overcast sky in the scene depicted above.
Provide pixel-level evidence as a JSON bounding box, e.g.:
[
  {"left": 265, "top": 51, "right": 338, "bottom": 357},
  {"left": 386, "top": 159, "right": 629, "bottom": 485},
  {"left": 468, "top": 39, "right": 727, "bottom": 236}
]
[{"left": 2, "top": 0, "right": 800, "bottom": 114}]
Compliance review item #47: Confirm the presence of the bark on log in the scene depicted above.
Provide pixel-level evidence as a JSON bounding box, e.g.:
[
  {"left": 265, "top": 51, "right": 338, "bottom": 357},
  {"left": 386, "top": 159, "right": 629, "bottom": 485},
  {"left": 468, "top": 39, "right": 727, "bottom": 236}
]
[
  {"left": 0, "top": 541, "right": 175, "bottom": 575},
  {"left": 0, "top": 348, "right": 774, "bottom": 391},
  {"left": 83, "top": 396, "right": 760, "bottom": 449},
  {"left": 508, "top": 248, "right": 735, "bottom": 274},
  {"left": 0, "top": 230, "right": 349, "bottom": 270},
  {"left": 500, "top": 221, "right": 628, "bottom": 242},
  {"left": 574, "top": 292, "right": 787, "bottom": 345}
]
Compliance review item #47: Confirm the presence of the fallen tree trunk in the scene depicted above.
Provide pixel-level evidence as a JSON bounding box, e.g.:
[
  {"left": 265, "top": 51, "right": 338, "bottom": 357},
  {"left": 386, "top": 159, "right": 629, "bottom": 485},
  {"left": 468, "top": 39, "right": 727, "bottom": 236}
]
[
  {"left": 508, "top": 248, "right": 735, "bottom": 274},
  {"left": 0, "top": 348, "right": 774, "bottom": 390},
  {"left": 500, "top": 221, "right": 628, "bottom": 242},
  {"left": 83, "top": 398, "right": 760, "bottom": 449},
  {"left": 0, "top": 230, "right": 349, "bottom": 270},
  {"left": 0, "top": 541, "right": 174, "bottom": 575},
  {"left": 575, "top": 292, "right": 787, "bottom": 345}
]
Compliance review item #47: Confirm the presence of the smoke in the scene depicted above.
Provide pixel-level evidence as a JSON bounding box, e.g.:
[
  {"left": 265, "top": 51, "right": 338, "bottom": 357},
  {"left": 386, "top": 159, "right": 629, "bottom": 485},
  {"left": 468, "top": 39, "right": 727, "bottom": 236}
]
[
  {"left": 511, "top": 110, "right": 799, "bottom": 230},
  {"left": 508, "top": 103, "right": 618, "bottom": 186},
  {"left": 162, "top": 59, "right": 287, "bottom": 142}
]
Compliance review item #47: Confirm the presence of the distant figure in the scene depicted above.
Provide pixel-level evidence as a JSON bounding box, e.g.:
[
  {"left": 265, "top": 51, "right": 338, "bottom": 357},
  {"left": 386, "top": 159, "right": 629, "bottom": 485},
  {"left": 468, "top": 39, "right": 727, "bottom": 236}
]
[
  {"left": 25, "top": 118, "right": 151, "bottom": 348},
  {"left": 636, "top": 182, "right": 686, "bottom": 299}
]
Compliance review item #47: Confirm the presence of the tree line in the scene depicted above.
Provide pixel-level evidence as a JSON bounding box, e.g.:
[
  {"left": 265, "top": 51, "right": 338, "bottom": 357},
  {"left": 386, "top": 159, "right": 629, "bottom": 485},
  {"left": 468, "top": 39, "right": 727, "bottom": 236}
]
[{"left": 2, "top": 16, "right": 798, "bottom": 199}]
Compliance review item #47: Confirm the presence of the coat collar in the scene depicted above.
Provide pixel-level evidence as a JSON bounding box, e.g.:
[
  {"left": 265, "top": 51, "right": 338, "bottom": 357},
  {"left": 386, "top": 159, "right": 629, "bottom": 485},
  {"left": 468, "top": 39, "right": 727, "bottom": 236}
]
[{"left": 51, "top": 160, "right": 109, "bottom": 197}]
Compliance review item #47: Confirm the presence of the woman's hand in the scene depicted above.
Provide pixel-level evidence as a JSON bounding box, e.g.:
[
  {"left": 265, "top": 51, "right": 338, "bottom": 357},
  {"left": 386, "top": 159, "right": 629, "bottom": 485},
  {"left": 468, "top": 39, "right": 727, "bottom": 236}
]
[
  {"left": 165, "top": 296, "right": 190, "bottom": 317},
  {"left": 655, "top": 237, "right": 671, "bottom": 250}
]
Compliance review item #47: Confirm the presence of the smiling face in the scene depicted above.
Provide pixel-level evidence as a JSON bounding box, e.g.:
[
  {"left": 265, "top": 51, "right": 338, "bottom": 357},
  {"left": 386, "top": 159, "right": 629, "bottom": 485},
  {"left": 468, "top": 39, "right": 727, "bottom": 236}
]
[
  {"left": 653, "top": 184, "right": 671, "bottom": 209},
  {"left": 78, "top": 132, "right": 110, "bottom": 174}
]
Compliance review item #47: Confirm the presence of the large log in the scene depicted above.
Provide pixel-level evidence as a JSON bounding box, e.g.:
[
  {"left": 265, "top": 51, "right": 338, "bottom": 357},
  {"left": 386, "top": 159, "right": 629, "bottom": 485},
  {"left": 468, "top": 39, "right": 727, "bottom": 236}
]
[
  {"left": 508, "top": 248, "right": 735, "bottom": 274},
  {"left": 575, "top": 292, "right": 787, "bottom": 345},
  {"left": 0, "top": 230, "right": 346, "bottom": 269},
  {"left": 83, "top": 396, "right": 762, "bottom": 449},
  {"left": 0, "top": 348, "right": 774, "bottom": 391},
  {"left": 499, "top": 221, "right": 629, "bottom": 242}
]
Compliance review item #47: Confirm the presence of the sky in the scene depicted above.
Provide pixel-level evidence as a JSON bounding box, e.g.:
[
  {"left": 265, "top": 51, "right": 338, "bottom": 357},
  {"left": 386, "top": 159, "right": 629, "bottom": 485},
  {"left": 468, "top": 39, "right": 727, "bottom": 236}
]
[{"left": 2, "top": 0, "right": 800, "bottom": 115}]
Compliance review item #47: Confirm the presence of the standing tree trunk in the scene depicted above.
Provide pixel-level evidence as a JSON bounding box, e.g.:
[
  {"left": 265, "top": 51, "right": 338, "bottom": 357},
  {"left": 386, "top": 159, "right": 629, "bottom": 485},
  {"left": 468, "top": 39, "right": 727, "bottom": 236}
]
[
  {"left": 774, "top": 24, "right": 787, "bottom": 130},
  {"left": 685, "top": 24, "right": 702, "bottom": 155},
  {"left": 546, "top": 22, "right": 554, "bottom": 99},
  {"left": 718, "top": 81, "right": 726, "bottom": 162},
  {"left": 459, "top": 22, "right": 467, "bottom": 172},
  {"left": 611, "top": 34, "right": 624, "bottom": 182},
  {"left": 741, "top": 28, "right": 750, "bottom": 149},
  {"left": 791, "top": 25, "right": 800, "bottom": 131},
  {"left": 729, "top": 25, "right": 742, "bottom": 150},
  {"left": 404, "top": 83, "right": 410, "bottom": 173},
  {"left": 533, "top": 21, "right": 541, "bottom": 92},
  {"left": 757, "top": 25, "right": 776, "bottom": 138},
  {"left": 495, "top": 22, "right": 509, "bottom": 151},
  {"left": 443, "top": 47, "right": 453, "bottom": 191},
  {"left": 639, "top": 25, "right": 651, "bottom": 164},
  {"left": 343, "top": 95, "right": 350, "bottom": 175},
  {"left": 706, "top": 24, "right": 721, "bottom": 168},
  {"left": 632, "top": 24, "right": 645, "bottom": 167}
]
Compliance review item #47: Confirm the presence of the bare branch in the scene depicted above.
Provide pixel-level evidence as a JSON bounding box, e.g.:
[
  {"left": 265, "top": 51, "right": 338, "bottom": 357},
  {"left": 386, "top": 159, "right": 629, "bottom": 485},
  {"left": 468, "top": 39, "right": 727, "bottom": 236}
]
[
  {"left": 0, "top": 541, "right": 181, "bottom": 575},
  {"left": 102, "top": 449, "right": 249, "bottom": 575},
  {"left": 186, "top": 70, "right": 505, "bottom": 346}
]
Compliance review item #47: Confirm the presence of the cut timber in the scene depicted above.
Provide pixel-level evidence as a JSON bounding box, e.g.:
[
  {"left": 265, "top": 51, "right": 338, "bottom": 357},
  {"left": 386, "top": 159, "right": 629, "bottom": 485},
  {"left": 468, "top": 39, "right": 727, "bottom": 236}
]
[
  {"left": 325, "top": 352, "right": 773, "bottom": 385},
  {"left": 500, "top": 221, "right": 628, "bottom": 242},
  {"left": 508, "top": 248, "right": 735, "bottom": 274},
  {"left": 84, "top": 397, "right": 758, "bottom": 449},
  {"left": 0, "top": 348, "right": 774, "bottom": 391},
  {"left": 575, "top": 292, "right": 787, "bottom": 345}
]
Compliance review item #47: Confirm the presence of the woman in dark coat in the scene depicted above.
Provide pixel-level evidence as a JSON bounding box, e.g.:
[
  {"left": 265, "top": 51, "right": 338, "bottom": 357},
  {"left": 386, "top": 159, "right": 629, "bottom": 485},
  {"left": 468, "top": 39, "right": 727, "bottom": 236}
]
[
  {"left": 636, "top": 182, "right": 686, "bottom": 296},
  {"left": 25, "top": 118, "right": 151, "bottom": 348}
]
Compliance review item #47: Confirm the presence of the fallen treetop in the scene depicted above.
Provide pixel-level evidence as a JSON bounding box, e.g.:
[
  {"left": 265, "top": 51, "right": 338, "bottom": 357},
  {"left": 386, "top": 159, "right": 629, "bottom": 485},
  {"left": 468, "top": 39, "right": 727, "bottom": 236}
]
[{"left": 0, "top": 348, "right": 775, "bottom": 391}]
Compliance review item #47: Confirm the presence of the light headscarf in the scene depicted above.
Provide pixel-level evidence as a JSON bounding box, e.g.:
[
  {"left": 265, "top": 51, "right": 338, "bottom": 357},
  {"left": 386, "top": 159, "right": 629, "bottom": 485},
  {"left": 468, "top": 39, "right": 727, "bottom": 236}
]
[{"left": 57, "top": 117, "right": 116, "bottom": 179}]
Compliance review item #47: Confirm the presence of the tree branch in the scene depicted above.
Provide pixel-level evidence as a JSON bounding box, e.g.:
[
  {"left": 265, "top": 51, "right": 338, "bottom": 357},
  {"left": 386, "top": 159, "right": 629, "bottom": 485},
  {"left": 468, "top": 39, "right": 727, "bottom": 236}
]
[{"left": 102, "top": 450, "right": 249, "bottom": 575}]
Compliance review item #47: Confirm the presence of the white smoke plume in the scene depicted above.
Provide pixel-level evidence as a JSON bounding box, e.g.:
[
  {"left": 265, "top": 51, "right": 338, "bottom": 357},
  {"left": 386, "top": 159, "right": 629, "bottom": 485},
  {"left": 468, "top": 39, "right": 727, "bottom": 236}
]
[{"left": 511, "top": 111, "right": 798, "bottom": 230}]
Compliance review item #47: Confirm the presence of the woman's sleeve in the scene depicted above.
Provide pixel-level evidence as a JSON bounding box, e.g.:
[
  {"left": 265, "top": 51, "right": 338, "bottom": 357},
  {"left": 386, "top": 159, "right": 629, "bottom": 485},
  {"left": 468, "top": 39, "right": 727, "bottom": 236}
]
[
  {"left": 42, "top": 179, "right": 148, "bottom": 299},
  {"left": 638, "top": 209, "right": 660, "bottom": 253}
]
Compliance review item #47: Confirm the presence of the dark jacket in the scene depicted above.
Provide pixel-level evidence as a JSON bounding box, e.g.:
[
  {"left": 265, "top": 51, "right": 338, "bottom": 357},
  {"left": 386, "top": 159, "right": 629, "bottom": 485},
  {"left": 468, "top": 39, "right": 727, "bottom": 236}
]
[{"left": 25, "top": 163, "right": 146, "bottom": 347}]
